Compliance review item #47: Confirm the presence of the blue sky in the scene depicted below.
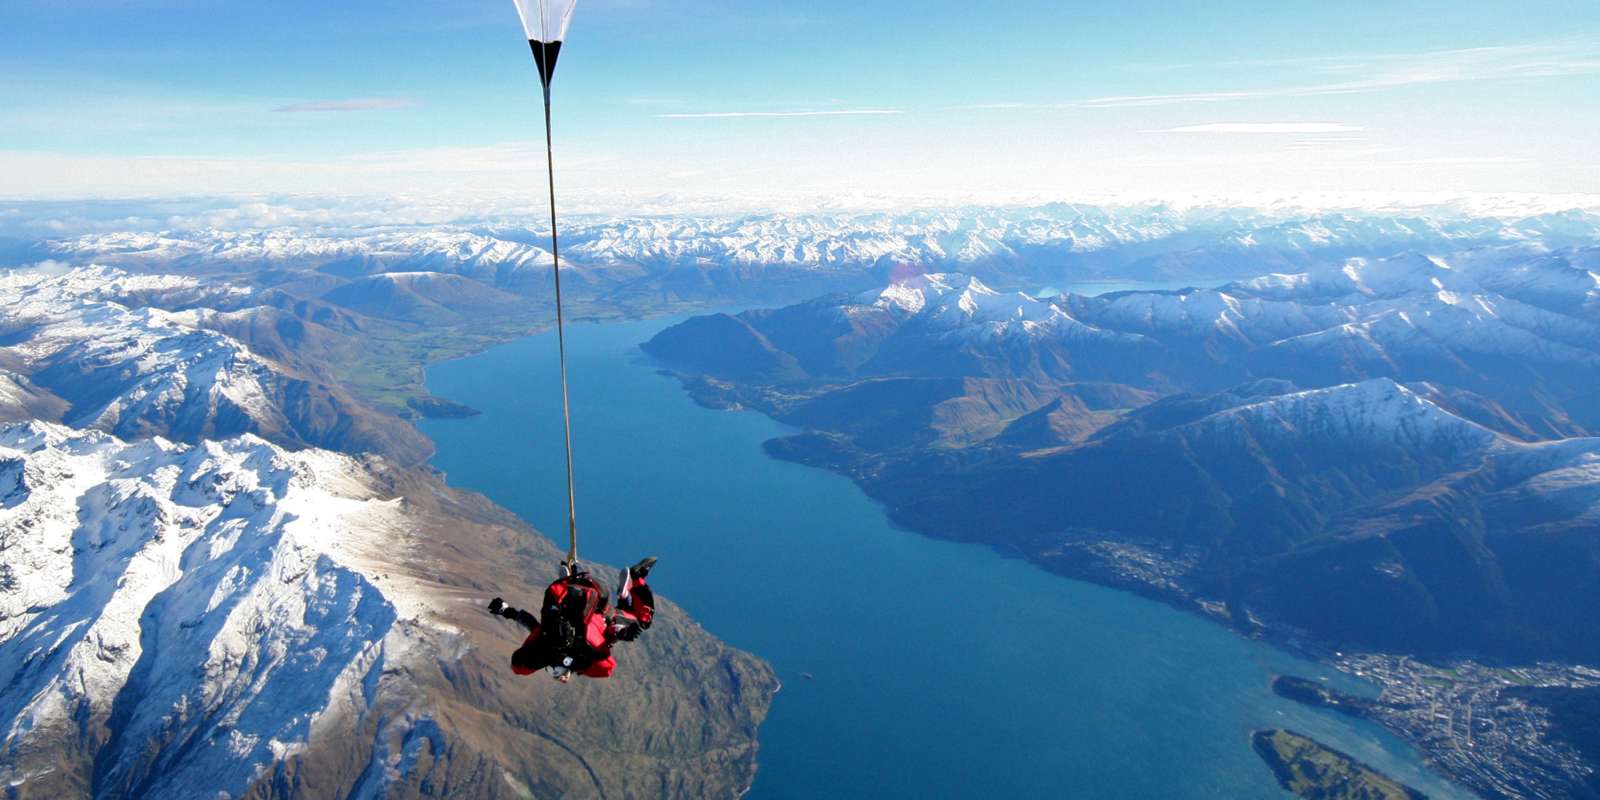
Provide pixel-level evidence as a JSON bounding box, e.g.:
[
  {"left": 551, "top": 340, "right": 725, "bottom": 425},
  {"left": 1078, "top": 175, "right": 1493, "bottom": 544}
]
[{"left": 2, "top": 0, "right": 1597, "bottom": 206}]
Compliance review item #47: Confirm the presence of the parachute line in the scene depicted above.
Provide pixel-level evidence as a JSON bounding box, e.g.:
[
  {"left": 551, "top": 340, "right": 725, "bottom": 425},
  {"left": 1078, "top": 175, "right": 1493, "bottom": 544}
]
[
  {"left": 523, "top": 0, "right": 581, "bottom": 569},
  {"left": 545, "top": 56, "right": 579, "bottom": 569}
]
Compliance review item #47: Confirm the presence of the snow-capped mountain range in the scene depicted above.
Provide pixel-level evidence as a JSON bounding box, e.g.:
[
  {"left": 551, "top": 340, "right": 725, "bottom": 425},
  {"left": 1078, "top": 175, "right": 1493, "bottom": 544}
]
[
  {"left": 0, "top": 422, "right": 415, "bottom": 796},
  {"left": 2, "top": 269, "right": 274, "bottom": 431},
  {"left": 643, "top": 232, "right": 1600, "bottom": 668},
  {"left": 865, "top": 273, "right": 1097, "bottom": 337},
  {"left": 0, "top": 422, "right": 775, "bottom": 798},
  {"left": 1066, "top": 252, "right": 1600, "bottom": 367},
  {"left": 651, "top": 242, "right": 1600, "bottom": 441},
  {"left": 3, "top": 199, "right": 1599, "bottom": 797},
  {"left": 1184, "top": 378, "right": 1504, "bottom": 454},
  {"left": 28, "top": 205, "right": 1600, "bottom": 294},
  {"left": 0, "top": 266, "right": 431, "bottom": 463},
  {"left": 649, "top": 300, "right": 1600, "bottom": 664},
  {"left": 0, "top": 260, "right": 775, "bottom": 799}
]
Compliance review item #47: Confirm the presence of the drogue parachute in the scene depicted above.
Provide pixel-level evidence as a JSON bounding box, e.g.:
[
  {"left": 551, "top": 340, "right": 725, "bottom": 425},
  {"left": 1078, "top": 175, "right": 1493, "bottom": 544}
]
[{"left": 512, "top": 0, "right": 577, "bottom": 87}]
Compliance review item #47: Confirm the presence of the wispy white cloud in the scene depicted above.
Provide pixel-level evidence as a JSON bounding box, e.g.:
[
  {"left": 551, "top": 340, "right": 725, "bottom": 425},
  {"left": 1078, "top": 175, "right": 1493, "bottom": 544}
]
[
  {"left": 1284, "top": 137, "right": 1374, "bottom": 152},
  {"left": 1083, "top": 40, "right": 1600, "bottom": 107},
  {"left": 1285, "top": 136, "right": 1367, "bottom": 146},
  {"left": 5, "top": 151, "right": 1599, "bottom": 223},
  {"left": 1386, "top": 156, "right": 1536, "bottom": 166},
  {"left": 274, "top": 97, "right": 418, "bottom": 113},
  {"left": 1157, "top": 122, "right": 1365, "bottom": 134},
  {"left": 656, "top": 109, "right": 903, "bottom": 119}
]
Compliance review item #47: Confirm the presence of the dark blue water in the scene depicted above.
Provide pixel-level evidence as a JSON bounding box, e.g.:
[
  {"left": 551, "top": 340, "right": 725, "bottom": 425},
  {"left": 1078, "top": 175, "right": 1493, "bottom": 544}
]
[{"left": 420, "top": 317, "right": 1475, "bottom": 799}]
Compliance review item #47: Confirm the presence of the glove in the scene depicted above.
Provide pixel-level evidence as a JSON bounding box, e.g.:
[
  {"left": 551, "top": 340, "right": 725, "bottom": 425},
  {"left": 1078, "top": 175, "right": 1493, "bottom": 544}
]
[
  {"left": 609, "top": 619, "right": 641, "bottom": 642},
  {"left": 488, "top": 597, "right": 505, "bottom": 615}
]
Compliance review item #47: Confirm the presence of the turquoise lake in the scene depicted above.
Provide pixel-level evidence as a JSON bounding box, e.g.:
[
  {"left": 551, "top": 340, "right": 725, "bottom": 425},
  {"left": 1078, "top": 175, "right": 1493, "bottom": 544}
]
[{"left": 419, "top": 316, "right": 1476, "bottom": 799}]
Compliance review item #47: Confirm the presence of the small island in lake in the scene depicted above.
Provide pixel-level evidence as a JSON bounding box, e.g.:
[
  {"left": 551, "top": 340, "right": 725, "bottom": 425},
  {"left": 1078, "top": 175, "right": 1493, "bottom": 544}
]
[
  {"left": 406, "top": 395, "right": 481, "bottom": 419},
  {"left": 1253, "top": 729, "right": 1426, "bottom": 800}
]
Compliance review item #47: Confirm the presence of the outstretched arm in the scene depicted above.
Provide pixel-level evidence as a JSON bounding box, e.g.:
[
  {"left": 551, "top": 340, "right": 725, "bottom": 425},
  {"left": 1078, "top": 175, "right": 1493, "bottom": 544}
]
[{"left": 488, "top": 597, "right": 540, "bottom": 632}]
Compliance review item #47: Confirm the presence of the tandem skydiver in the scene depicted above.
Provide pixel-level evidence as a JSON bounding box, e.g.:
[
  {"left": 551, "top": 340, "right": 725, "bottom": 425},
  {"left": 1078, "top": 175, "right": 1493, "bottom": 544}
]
[{"left": 488, "top": 557, "right": 657, "bottom": 682}]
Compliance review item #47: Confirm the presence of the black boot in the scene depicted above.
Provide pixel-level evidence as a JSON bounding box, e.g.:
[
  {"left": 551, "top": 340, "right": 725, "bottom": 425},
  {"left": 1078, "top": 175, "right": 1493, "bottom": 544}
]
[{"left": 629, "top": 557, "right": 658, "bottom": 580}]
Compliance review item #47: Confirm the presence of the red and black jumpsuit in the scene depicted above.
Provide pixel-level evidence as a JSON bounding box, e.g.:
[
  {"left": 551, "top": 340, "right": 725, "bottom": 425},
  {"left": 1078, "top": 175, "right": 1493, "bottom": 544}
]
[{"left": 496, "top": 571, "right": 655, "bottom": 679}]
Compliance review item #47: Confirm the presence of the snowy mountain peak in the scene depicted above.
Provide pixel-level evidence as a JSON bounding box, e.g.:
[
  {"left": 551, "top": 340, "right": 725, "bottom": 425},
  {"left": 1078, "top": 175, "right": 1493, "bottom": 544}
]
[
  {"left": 0, "top": 421, "right": 429, "bottom": 797},
  {"left": 0, "top": 265, "right": 436, "bottom": 462},
  {"left": 862, "top": 272, "right": 1069, "bottom": 330},
  {"left": 865, "top": 272, "right": 981, "bottom": 314},
  {"left": 3, "top": 269, "right": 279, "bottom": 433},
  {"left": 1193, "top": 378, "right": 1501, "bottom": 451}
]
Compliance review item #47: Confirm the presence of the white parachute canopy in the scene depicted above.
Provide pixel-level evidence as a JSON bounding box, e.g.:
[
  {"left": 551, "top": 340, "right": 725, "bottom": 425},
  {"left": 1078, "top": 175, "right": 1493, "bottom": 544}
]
[{"left": 512, "top": 0, "right": 577, "bottom": 43}]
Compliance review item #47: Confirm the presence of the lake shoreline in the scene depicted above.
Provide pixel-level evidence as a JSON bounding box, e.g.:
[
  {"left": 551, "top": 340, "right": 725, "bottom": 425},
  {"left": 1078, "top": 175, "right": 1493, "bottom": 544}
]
[
  {"left": 659, "top": 361, "right": 1600, "bottom": 800},
  {"left": 419, "top": 315, "right": 1480, "bottom": 799}
]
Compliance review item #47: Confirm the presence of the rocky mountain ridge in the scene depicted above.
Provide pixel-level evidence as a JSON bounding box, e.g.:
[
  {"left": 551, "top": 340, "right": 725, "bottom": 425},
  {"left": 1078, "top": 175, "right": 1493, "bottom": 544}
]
[
  {"left": 0, "top": 264, "right": 778, "bottom": 799},
  {"left": 0, "top": 420, "right": 776, "bottom": 799},
  {"left": 32, "top": 206, "right": 1600, "bottom": 299},
  {"left": 644, "top": 246, "right": 1600, "bottom": 663},
  {"left": 0, "top": 267, "right": 433, "bottom": 463},
  {"left": 644, "top": 244, "right": 1600, "bottom": 797}
]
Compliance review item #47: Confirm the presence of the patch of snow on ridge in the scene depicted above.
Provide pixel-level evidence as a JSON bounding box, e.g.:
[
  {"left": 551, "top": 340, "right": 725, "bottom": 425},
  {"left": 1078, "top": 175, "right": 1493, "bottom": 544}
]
[
  {"left": 863, "top": 272, "right": 961, "bottom": 315},
  {"left": 1188, "top": 378, "right": 1502, "bottom": 452},
  {"left": 865, "top": 273, "right": 1049, "bottom": 324},
  {"left": 861, "top": 273, "right": 1147, "bottom": 346},
  {"left": 1520, "top": 450, "right": 1600, "bottom": 523},
  {"left": 0, "top": 422, "right": 426, "bottom": 798}
]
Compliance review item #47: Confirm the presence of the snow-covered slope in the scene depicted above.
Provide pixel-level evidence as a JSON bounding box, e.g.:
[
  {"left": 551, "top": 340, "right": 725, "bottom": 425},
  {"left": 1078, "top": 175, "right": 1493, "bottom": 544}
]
[
  {"left": 0, "top": 371, "right": 67, "bottom": 424},
  {"left": 1052, "top": 251, "right": 1600, "bottom": 425},
  {"left": 0, "top": 422, "right": 776, "bottom": 799},
  {"left": 3, "top": 268, "right": 275, "bottom": 431},
  {"left": 1070, "top": 253, "right": 1561, "bottom": 345},
  {"left": 0, "top": 422, "right": 422, "bottom": 796},
  {"left": 1183, "top": 378, "right": 1503, "bottom": 455},
  {"left": 0, "top": 266, "right": 431, "bottom": 462},
  {"left": 44, "top": 230, "right": 552, "bottom": 277},
  {"left": 856, "top": 272, "right": 1140, "bottom": 347}
]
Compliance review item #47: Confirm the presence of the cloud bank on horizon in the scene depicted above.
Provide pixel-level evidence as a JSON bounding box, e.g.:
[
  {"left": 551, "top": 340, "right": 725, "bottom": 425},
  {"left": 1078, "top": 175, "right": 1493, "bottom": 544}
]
[{"left": 0, "top": 0, "right": 1595, "bottom": 208}]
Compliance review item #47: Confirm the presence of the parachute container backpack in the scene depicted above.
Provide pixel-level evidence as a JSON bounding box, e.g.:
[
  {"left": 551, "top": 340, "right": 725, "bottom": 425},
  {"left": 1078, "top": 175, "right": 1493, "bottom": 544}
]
[{"left": 512, "top": 0, "right": 583, "bottom": 571}]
